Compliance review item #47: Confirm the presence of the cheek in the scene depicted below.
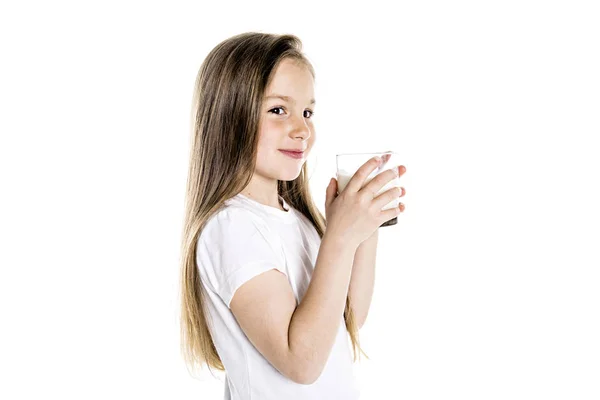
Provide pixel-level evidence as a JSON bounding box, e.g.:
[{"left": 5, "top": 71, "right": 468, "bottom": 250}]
[
  {"left": 256, "top": 132, "right": 279, "bottom": 160},
  {"left": 258, "top": 122, "right": 281, "bottom": 148},
  {"left": 260, "top": 116, "right": 280, "bottom": 131}
]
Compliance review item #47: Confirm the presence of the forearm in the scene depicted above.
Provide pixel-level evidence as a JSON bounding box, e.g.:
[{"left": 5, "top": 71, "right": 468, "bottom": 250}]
[
  {"left": 288, "top": 232, "right": 358, "bottom": 384},
  {"left": 348, "top": 229, "right": 378, "bottom": 328}
]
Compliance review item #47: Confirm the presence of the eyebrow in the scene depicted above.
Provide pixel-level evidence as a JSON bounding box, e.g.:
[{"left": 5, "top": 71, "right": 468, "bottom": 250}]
[{"left": 265, "top": 94, "right": 316, "bottom": 105}]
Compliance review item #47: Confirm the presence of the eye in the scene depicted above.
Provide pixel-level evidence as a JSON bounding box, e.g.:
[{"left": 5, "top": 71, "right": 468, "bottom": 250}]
[
  {"left": 268, "top": 106, "right": 285, "bottom": 115},
  {"left": 268, "top": 106, "right": 315, "bottom": 119}
]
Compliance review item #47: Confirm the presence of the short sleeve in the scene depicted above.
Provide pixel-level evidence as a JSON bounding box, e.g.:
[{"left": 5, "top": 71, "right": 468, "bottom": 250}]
[{"left": 197, "top": 207, "right": 287, "bottom": 308}]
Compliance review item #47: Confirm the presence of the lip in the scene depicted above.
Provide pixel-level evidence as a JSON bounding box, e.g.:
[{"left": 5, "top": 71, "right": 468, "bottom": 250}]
[{"left": 279, "top": 149, "right": 304, "bottom": 159}]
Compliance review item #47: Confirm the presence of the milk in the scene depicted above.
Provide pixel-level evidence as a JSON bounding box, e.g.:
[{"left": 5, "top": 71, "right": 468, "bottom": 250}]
[{"left": 336, "top": 168, "right": 401, "bottom": 211}]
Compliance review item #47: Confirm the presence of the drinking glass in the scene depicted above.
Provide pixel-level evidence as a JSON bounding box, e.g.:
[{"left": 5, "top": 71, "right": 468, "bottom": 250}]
[{"left": 336, "top": 151, "right": 402, "bottom": 227}]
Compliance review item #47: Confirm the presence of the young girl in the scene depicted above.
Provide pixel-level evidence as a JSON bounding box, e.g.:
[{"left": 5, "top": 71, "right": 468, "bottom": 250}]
[{"left": 179, "top": 32, "right": 406, "bottom": 399}]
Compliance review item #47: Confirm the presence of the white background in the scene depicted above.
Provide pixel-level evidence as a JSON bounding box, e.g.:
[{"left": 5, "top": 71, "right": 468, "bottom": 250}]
[{"left": 1, "top": 1, "right": 599, "bottom": 399}]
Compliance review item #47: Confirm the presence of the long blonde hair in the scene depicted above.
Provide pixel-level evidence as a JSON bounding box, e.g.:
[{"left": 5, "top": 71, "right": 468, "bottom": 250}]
[{"left": 179, "top": 32, "right": 368, "bottom": 377}]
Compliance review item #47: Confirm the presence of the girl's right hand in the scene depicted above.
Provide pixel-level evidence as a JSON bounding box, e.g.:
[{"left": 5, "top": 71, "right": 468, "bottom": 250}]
[{"left": 324, "top": 155, "right": 403, "bottom": 249}]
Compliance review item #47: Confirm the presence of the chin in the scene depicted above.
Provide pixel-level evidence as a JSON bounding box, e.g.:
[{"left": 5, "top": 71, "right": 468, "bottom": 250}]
[
  {"left": 278, "top": 172, "right": 301, "bottom": 182},
  {"left": 277, "top": 166, "right": 304, "bottom": 182}
]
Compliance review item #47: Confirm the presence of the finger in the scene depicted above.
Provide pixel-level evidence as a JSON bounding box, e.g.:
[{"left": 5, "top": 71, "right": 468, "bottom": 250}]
[
  {"left": 361, "top": 167, "right": 398, "bottom": 197},
  {"left": 380, "top": 152, "right": 392, "bottom": 167},
  {"left": 398, "top": 165, "right": 407, "bottom": 177},
  {"left": 373, "top": 186, "right": 402, "bottom": 210},
  {"left": 379, "top": 201, "right": 404, "bottom": 223},
  {"left": 345, "top": 156, "right": 382, "bottom": 194}
]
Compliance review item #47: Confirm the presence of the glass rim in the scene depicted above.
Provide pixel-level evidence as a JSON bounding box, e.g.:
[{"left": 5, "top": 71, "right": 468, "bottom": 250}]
[{"left": 336, "top": 150, "right": 398, "bottom": 157}]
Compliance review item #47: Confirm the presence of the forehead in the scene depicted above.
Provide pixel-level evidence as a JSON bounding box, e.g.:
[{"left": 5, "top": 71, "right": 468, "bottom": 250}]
[{"left": 265, "top": 59, "right": 315, "bottom": 102}]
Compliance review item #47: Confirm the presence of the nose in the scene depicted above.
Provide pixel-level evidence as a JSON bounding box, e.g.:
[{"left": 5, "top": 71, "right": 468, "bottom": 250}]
[{"left": 290, "top": 115, "right": 311, "bottom": 141}]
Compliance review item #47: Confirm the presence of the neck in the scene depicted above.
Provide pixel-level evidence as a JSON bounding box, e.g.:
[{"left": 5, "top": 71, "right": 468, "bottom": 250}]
[
  {"left": 241, "top": 175, "right": 283, "bottom": 210},
  {"left": 241, "top": 191, "right": 286, "bottom": 211}
]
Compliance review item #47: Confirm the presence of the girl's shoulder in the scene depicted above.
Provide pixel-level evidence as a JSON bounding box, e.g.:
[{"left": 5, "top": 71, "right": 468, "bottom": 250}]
[{"left": 201, "top": 202, "right": 268, "bottom": 243}]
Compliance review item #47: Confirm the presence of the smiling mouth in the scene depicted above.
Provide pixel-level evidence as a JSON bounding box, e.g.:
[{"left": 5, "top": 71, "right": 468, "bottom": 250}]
[{"left": 279, "top": 150, "right": 304, "bottom": 159}]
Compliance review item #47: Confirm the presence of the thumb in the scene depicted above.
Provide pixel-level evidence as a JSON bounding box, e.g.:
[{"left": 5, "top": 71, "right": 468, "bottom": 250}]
[{"left": 325, "top": 177, "right": 335, "bottom": 209}]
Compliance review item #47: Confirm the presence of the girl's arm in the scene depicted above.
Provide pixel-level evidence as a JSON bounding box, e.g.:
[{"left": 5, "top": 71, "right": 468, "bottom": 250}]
[
  {"left": 347, "top": 229, "right": 379, "bottom": 329},
  {"left": 229, "top": 231, "right": 358, "bottom": 385},
  {"left": 287, "top": 232, "right": 358, "bottom": 383}
]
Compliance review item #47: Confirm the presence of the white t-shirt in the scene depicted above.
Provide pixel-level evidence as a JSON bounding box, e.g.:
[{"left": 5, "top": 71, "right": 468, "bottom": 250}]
[{"left": 196, "top": 193, "right": 361, "bottom": 399}]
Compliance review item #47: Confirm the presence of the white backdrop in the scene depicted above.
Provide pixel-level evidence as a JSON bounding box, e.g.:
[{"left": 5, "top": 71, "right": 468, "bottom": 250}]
[{"left": 1, "top": 0, "right": 599, "bottom": 399}]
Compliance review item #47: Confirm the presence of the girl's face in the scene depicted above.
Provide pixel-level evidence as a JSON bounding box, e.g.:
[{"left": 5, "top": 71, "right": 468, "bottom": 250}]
[{"left": 255, "top": 58, "right": 316, "bottom": 183}]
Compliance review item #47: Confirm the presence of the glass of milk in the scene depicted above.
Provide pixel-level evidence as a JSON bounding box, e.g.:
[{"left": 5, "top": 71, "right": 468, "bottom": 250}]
[{"left": 336, "top": 151, "right": 402, "bottom": 227}]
